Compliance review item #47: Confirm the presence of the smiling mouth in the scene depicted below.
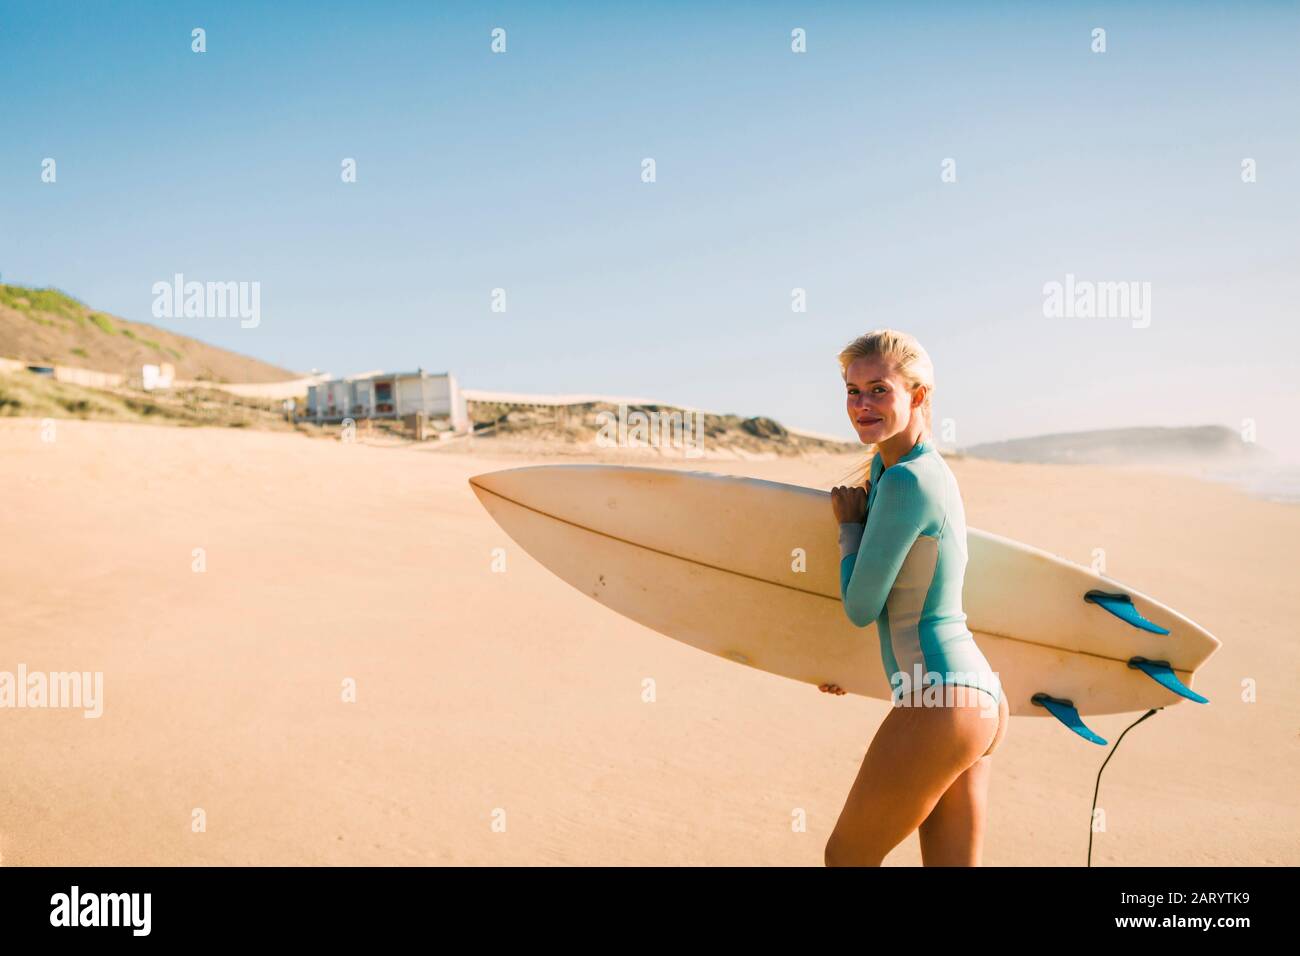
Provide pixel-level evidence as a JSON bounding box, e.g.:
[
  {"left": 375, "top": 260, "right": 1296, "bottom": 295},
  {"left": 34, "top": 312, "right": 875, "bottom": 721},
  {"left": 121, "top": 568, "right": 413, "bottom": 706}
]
[{"left": 858, "top": 417, "right": 882, "bottom": 426}]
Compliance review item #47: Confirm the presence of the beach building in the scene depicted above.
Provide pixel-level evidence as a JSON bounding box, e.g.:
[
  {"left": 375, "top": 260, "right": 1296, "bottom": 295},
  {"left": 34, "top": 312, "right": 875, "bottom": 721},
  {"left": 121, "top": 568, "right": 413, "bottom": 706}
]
[{"left": 306, "top": 369, "right": 469, "bottom": 434}]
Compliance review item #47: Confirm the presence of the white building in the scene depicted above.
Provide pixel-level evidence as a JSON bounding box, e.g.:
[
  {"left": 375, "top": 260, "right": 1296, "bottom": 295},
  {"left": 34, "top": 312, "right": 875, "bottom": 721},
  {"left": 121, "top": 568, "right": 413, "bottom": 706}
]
[
  {"left": 307, "top": 369, "right": 469, "bottom": 434},
  {"left": 141, "top": 362, "right": 175, "bottom": 391}
]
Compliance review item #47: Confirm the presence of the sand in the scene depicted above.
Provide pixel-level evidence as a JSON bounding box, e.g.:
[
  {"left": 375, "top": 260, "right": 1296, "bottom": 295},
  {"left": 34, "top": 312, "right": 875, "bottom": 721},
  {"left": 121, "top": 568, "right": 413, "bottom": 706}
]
[{"left": 1, "top": 417, "right": 1295, "bottom": 866}]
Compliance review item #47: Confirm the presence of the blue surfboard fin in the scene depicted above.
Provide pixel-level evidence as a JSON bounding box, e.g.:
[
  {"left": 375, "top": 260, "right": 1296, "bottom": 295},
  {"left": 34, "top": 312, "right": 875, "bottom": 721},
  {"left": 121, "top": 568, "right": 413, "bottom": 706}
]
[
  {"left": 1084, "top": 590, "right": 1170, "bottom": 634},
  {"left": 1032, "top": 693, "right": 1108, "bottom": 745},
  {"left": 1128, "top": 657, "right": 1209, "bottom": 704}
]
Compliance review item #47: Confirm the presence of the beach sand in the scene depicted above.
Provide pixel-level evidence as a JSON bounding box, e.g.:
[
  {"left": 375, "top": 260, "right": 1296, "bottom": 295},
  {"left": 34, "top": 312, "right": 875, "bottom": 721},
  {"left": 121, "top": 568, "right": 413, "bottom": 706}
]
[{"left": 1, "top": 417, "right": 1295, "bottom": 865}]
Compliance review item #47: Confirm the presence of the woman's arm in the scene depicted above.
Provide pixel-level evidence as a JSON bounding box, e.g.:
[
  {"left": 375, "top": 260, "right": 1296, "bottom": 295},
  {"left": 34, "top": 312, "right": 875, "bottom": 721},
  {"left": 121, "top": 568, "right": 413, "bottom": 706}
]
[{"left": 838, "top": 468, "right": 926, "bottom": 627}]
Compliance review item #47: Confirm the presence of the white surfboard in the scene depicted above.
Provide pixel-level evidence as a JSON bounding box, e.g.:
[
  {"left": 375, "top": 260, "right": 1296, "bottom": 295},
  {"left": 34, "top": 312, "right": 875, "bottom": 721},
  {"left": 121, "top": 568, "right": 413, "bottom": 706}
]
[{"left": 469, "top": 465, "right": 1219, "bottom": 728}]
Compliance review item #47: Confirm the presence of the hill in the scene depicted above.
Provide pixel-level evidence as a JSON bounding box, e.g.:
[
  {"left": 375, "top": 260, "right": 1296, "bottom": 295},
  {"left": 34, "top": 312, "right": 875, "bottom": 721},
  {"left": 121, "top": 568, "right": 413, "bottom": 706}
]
[
  {"left": 962, "top": 425, "right": 1268, "bottom": 465},
  {"left": 464, "top": 399, "right": 855, "bottom": 458},
  {"left": 0, "top": 283, "right": 297, "bottom": 383}
]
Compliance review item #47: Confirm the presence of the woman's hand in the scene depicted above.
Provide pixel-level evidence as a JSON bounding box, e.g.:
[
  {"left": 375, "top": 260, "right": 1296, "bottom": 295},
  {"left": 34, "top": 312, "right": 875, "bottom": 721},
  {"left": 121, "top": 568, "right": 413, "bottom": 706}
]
[
  {"left": 818, "top": 683, "right": 847, "bottom": 695},
  {"left": 830, "top": 483, "right": 868, "bottom": 524}
]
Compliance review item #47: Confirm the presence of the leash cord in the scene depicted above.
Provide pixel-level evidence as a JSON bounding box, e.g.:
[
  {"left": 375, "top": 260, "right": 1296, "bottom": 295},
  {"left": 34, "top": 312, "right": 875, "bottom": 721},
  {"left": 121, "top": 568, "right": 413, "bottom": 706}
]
[{"left": 1087, "top": 708, "right": 1161, "bottom": 867}]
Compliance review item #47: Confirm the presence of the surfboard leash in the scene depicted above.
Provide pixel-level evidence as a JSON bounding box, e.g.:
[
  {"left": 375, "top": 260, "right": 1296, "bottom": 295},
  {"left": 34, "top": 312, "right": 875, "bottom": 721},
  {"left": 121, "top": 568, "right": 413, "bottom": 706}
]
[{"left": 1087, "top": 707, "right": 1161, "bottom": 867}]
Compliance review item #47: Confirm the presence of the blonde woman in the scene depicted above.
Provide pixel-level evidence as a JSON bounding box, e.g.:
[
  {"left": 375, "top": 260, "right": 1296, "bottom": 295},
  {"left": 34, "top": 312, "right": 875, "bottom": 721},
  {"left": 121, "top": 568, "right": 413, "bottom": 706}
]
[{"left": 822, "top": 330, "right": 1009, "bottom": 866}]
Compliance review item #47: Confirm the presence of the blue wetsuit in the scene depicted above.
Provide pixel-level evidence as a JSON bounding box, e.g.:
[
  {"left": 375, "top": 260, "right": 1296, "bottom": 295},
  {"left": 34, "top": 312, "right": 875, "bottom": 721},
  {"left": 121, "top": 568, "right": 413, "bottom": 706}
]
[{"left": 837, "top": 438, "right": 1003, "bottom": 708}]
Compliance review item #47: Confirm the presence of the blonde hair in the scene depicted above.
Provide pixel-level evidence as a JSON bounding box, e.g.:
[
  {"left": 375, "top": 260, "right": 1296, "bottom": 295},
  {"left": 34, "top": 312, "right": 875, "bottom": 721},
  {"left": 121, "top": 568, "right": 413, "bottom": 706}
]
[{"left": 837, "top": 329, "right": 936, "bottom": 487}]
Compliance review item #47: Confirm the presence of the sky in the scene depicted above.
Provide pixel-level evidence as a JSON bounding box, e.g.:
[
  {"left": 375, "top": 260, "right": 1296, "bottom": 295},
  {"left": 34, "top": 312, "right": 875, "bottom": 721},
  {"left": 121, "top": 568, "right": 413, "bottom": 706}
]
[{"left": 1, "top": 1, "right": 1297, "bottom": 452}]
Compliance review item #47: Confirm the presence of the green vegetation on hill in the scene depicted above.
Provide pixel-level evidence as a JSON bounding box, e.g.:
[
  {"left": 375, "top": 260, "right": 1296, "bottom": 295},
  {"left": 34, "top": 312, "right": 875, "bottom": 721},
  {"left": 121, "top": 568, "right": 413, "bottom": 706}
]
[
  {"left": 0, "top": 281, "right": 295, "bottom": 383},
  {"left": 0, "top": 285, "right": 86, "bottom": 322}
]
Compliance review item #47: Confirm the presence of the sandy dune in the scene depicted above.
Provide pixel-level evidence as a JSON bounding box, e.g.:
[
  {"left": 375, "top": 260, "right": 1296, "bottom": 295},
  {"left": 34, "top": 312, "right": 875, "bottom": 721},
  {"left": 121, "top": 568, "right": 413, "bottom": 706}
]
[{"left": 1, "top": 418, "right": 1295, "bottom": 865}]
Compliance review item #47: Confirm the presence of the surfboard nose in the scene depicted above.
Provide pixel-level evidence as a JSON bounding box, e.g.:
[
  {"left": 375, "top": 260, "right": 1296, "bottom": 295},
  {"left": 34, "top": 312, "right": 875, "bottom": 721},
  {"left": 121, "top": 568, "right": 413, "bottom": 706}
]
[
  {"left": 468, "top": 468, "right": 525, "bottom": 492},
  {"left": 469, "top": 464, "right": 602, "bottom": 504},
  {"left": 469, "top": 465, "right": 558, "bottom": 507},
  {"left": 467, "top": 471, "right": 511, "bottom": 511}
]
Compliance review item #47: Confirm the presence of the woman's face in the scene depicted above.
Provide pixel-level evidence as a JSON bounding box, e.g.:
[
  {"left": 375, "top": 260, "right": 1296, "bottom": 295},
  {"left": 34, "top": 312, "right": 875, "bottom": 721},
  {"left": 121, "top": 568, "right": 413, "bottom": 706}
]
[{"left": 844, "top": 355, "right": 922, "bottom": 445}]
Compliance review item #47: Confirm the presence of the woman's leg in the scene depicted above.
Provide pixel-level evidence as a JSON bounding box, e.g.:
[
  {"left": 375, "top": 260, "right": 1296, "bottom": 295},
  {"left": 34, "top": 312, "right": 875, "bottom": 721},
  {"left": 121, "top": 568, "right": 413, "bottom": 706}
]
[
  {"left": 918, "top": 690, "right": 1008, "bottom": 866},
  {"left": 824, "top": 688, "right": 997, "bottom": 867},
  {"left": 917, "top": 755, "right": 993, "bottom": 865}
]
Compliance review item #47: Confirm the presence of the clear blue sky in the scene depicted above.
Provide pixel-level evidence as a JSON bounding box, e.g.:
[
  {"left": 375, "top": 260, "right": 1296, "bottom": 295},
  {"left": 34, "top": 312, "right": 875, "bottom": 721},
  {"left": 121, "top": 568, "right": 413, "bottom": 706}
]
[{"left": 2, "top": 1, "right": 1297, "bottom": 451}]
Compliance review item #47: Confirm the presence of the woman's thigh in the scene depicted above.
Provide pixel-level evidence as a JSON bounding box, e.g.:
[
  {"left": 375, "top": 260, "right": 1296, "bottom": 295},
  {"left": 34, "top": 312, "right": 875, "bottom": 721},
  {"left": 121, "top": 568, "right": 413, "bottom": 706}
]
[
  {"left": 825, "top": 693, "right": 994, "bottom": 866},
  {"left": 918, "top": 692, "right": 1008, "bottom": 865},
  {"left": 917, "top": 754, "right": 993, "bottom": 865}
]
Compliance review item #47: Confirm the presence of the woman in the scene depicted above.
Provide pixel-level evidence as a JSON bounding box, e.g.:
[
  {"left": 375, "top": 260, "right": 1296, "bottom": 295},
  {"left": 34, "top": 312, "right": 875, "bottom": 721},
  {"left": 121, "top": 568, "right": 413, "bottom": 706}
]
[{"left": 821, "top": 329, "right": 1008, "bottom": 867}]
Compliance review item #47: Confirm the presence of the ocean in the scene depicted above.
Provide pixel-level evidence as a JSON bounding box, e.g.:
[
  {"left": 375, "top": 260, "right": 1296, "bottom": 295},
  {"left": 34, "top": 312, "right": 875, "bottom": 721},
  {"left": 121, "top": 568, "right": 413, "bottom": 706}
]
[{"left": 1190, "top": 463, "right": 1300, "bottom": 505}]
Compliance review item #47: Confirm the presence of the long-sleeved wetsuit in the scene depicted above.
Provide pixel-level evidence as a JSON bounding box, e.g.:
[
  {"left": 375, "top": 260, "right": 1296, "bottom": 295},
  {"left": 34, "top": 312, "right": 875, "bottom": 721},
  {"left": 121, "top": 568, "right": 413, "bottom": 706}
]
[{"left": 837, "top": 438, "right": 1002, "bottom": 706}]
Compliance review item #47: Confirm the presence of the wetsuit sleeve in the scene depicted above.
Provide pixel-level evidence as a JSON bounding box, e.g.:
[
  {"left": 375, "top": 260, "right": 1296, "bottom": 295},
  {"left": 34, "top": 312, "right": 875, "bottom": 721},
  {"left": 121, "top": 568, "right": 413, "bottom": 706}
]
[
  {"left": 838, "top": 468, "right": 926, "bottom": 628},
  {"left": 838, "top": 522, "right": 865, "bottom": 559}
]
